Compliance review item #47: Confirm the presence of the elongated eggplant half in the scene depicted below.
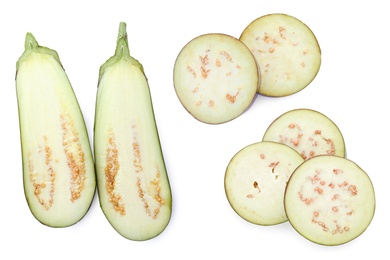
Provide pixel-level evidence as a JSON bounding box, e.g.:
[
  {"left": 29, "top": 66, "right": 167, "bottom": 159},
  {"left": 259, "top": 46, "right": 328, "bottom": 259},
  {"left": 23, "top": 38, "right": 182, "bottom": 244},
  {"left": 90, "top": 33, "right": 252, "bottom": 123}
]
[
  {"left": 262, "top": 108, "right": 346, "bottom": 160},
  {"left": 240, "top": 13, "right": 321, "bottom": 97},
  {"left": 284, "top": 155, "right": 375, "bottom": 246},
  {"left": 15, "top": 33, "right": 96, "bottom": 227},
  {"left": 173, "top": 33, "right": 259, "bottom": 124},
  {"left": 94, "top": 22, "right": 172, "bottom": 241},
  {"left": 225, "top": 141, "right": 304, "bottom": 225}
]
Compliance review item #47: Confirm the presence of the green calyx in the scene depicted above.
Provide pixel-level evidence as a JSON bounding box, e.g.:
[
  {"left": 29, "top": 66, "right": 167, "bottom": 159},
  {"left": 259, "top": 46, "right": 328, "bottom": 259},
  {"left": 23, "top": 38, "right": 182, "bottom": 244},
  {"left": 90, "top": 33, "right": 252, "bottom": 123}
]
[
  {"left": 16, "top": 32, "right": 62, "bottom": 72},
  {"left": 98, "top": 22, "right": 145, "bottom": 82}
]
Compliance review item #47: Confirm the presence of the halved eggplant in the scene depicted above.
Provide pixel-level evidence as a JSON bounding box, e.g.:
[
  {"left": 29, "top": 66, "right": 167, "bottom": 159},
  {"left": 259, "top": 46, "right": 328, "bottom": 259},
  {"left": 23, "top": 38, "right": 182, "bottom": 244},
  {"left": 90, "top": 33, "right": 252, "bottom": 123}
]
[
  {"left": 94, "top": 22, "right": 172, "bottom": 241},
  {"left": 16, "top": 33, "right": 96, "bottom": 227}
]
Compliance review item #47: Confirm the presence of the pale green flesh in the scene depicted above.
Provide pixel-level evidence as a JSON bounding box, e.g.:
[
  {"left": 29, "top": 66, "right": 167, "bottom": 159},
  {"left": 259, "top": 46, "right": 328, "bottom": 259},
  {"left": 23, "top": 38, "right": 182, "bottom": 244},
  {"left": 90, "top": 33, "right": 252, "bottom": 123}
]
[
  {"left": 284, "top": 155, "right": 375, "bottom": 246},
  {"left": 94, "top": 23, "right": 172, "bottom": 241},
  {"left": 225, "top": 141, "right": 304, "bottom": 225},
  {"left": 16, "top": 34, "right": 96, "bottom": 228}
]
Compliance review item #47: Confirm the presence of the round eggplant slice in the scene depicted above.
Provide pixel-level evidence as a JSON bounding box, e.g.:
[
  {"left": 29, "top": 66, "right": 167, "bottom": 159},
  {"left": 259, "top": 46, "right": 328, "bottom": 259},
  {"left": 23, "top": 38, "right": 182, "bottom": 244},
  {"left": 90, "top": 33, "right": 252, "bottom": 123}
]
[
  {"left": 262, "top": 108, "right": 346, "bottom": 160},
  {"left": 173, "top": 33, "right": 259, "bottom": 124},
  {"left": 225, "top": 141, "right": 304, "bottom": 225},
  {"left": 284, "top": 155, "right": 375, "bottom": 246},
  {"left": 240, "top": 13, "right": 321, "bottom": 97}
]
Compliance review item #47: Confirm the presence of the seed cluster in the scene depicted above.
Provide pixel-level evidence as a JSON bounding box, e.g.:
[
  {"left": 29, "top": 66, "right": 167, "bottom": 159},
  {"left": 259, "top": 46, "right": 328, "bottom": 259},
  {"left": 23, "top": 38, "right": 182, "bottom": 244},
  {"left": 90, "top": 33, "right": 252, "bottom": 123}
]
[
  {"left": 279, "top": 123, "right": 335, "bottom": 160},
  {"left": 27, "top": 112, "right": 87, "bottom": 210},
  {"left": 28, "top": 135, "right": 55, "bottom": 210},
  {"left": 298, "top": 168, "right": 357, "bottom": 234},
  {"left": 104, "top": 130, "right": 125, "bottom": 215},
  {"left": 132, "top": 125, "right": 164, "bottom": 219},
  {"left": 186, "top": 49, "right": 243, "bottom": 109},
  {"left": 103, "top": 126, "right": 166, "bottom": 218},
  {"left": 255, "top": 26, "right": 309, "bottom": 73},
  {"left": 60, "top": 112, "right": 86, "bottom": 202},
  {"left": 199, "top": 54, "right": 210, "bottom": 79}
]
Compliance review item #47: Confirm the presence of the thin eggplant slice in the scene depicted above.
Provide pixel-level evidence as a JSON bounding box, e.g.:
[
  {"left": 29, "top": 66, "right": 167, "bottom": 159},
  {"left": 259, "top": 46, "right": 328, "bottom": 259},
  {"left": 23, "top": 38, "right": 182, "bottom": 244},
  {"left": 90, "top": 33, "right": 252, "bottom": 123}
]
[
  {"left": 240, "top": 13, "right": 321, "bottom": 97},
  {"left": 284, "top": 155, "right": 375, "bottom": 246},
  {"left": 225, "top": 141, "right": 304, "bottom": 225},
  {"left": 173, "top": 33, "right": 259, "bottom": 124}
]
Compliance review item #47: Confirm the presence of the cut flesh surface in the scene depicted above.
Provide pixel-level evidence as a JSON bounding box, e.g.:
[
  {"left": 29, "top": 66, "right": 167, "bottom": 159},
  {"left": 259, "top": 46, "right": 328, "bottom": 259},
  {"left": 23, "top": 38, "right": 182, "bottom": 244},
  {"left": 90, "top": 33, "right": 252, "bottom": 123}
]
[
  {"left": 94, "top": 23, "right": 172, "bottom": 241},
  {"left": 173, "top": 33, "right": 259, "bottom": 124},
  {"left": 16, "top": 33, "right": 96, "bottom": 227},
  {"left": 284, "top": 155, "right": 375, "bottom": 246},
  {"left": 262, "top": 108, "right": 345, "bottom": 160},
  {"left": 240, "top": 13, "right": 321, "bottom": 97},
  {"left": 225, "top": 141, "right": 304, "bottom": 225}
]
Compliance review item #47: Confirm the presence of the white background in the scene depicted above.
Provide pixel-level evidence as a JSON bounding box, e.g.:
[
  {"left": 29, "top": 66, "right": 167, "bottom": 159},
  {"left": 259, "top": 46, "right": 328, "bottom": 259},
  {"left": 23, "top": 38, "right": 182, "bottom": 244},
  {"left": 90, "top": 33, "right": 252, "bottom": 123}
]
[{"left": 2, "top": 0, "right": 389, "bottom": 259}]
